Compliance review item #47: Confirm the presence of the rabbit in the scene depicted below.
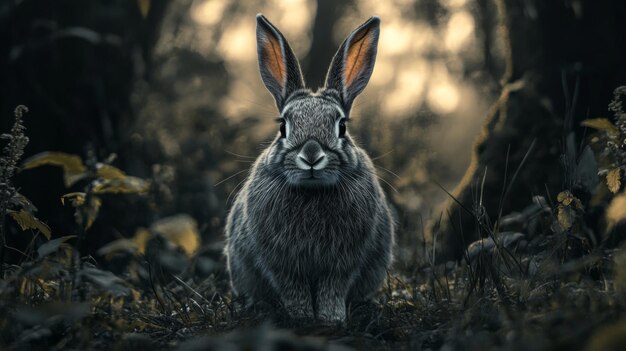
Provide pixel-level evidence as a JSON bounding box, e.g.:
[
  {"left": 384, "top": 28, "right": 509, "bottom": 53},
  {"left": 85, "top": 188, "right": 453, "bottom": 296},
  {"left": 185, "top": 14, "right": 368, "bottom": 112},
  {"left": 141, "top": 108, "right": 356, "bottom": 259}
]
[{"left": 224, "top": 14, "right": 395, "bottom": 323}]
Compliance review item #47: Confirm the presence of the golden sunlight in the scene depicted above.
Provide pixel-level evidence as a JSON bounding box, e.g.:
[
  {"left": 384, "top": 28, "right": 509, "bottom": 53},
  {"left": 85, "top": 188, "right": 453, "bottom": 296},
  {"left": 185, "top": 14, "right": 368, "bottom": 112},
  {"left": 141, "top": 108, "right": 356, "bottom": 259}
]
[
  {"left": 381, "top": 61, "right": 428, "bottom": 115},
  {"left": 217, "top": 17, "right": 256, "bottom": 61},
  {"left": 192, "top": 0, "right": 228, "bottom": 26},
  {"left": 427, "top": 63, "right": 460, "bottom": 114},
  {"left": 445, "top": 11, "right": 475, "bottom": 52}
]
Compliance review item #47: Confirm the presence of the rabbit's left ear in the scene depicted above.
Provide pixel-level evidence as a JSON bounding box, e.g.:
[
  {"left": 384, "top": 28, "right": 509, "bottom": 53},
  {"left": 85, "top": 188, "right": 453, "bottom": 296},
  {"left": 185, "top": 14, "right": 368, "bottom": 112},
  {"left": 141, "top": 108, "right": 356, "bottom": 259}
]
[
  {"left": 325, "top": 17, "right": 380, "bottom": 111},
  {"left": 256, "top": 14, "right": 305, "bottom": 111}
]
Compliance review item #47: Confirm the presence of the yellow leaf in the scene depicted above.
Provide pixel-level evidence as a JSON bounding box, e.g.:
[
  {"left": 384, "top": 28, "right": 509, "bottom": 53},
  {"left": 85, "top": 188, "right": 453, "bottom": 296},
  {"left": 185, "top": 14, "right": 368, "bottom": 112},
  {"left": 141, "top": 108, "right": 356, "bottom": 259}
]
[
  {"left": 557, "top": 206, "right": 575, "bottom": 230},
  {"left": 8, "top": 210, "right": 52, "bottom": 239},
  {"left": 61, "top": 192, "right": 86, "bottom": 207},
  {"left": 557, "top": 191, "right": 573, "bottom": 205},
  {"left": 573, "top": 197, "right": 583, "bottom": 210},
  {"left": 21, "top": 152, "right": 87, "bottom": 187},
  {"left": 607, "top": 168, "right": 622, "bottom": 194},
  {"left": 96, "top": 163, "right": 126, "bottom": 180},
  {"left": 151, "top": 215, "right": 200, "bottom": 256},
  {"left": 556, "top": 190, "right": 583, "bottom": 209},
  {"left": 91, "top": 176, "right": 150, "bottom": 194},
  {"left": 581, "top": 118, "right": 620, "bottom": 136},
  {"left": 83, "top": 196, "right": 102, "bottom": 230},
  {"left": 137, "top": 0, "right": 150, "bottom": 18},
  {"left": 96, "top": 228, "right": 151, "bottom": 259},
  {"left": 133, "top": 228, "right": 151, "bottom": 255},
  {"left": 606, "top": 192, "right": 626, "bottom": 232}
]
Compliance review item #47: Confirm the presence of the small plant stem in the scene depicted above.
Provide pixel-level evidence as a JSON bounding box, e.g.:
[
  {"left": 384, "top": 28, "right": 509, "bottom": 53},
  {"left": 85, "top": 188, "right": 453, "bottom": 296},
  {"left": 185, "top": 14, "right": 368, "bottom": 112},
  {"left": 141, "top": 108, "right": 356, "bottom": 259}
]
[{"left": 0, "top": 209, "right": 6, "bottom": 278}]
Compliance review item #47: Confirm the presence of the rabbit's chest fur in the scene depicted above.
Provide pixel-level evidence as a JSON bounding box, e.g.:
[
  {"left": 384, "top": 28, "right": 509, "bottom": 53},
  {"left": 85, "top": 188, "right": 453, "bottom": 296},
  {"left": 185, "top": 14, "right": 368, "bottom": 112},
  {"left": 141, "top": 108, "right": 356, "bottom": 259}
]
[{"left": 243, "top": 166, "right": 381, "bottom": 273}]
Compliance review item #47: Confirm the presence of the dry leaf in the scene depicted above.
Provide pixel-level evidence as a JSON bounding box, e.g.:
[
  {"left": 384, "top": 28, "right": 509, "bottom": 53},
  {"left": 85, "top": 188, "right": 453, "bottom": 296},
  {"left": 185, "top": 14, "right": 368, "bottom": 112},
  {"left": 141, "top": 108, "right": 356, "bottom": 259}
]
[
  {"left": 137, "top": 0, "right": 150, "bottom": 18},
  {"left": 83, "top": 196, "right": 102, "bottom": 230},
  {"left": 21, "top": 152, "right": 87, "bottom": 187},
  {"left": 557, "top": 190, "right": 583, "bottom": 209},
  {"left": 95, "top": 163, "right": 126, "bottom": 180},
  {"left": 8, "top": 209, "right": 52, "bottom": 239},
  {"left": 97, "top": 228, "right": 151, "bottom": 259},
  {"left": 91, "top": 176, "right": 150, "bottom": 194},
  {"left": 557, "top": 191, "right": 569, "bottom": 203},
  {"left": 151, "top": 214, "right": 200, "bottom": 256},
  {"left": 581, "top": 118, "right": 620, "bottom": 137},
  {"left": 557, "top": 206, "right": 576, "bottom": 230},
  {"left": 606, "top": 192, "right": 626, "bottom": 232},
  {"left": 133, "top": 228, "right": 151, "bottom": 255},
  {"left": 61, "top": 192, "right": 86, "bottom": 207},
  {"left": 607, "top": 168, "right": 622, "bottom": 194}
]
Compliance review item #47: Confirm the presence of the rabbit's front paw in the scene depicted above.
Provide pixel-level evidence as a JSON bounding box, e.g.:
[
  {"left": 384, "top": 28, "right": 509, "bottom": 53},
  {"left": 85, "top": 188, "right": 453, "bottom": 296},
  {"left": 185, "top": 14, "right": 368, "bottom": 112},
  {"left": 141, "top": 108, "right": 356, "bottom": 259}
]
[
  {"left": 317, "top": 299, "right": 346, "bottom": 323},
  {"left": 283, "top": 299, "right": 314, "bottom": 319}
]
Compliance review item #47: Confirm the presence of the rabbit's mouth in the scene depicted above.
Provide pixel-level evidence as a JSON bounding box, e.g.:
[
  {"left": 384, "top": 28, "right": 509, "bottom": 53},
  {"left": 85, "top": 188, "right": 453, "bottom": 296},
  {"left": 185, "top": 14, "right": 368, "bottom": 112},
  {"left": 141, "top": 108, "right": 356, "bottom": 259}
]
[{"left": 286, "top": 169, "right": 339, "bottom": 188}]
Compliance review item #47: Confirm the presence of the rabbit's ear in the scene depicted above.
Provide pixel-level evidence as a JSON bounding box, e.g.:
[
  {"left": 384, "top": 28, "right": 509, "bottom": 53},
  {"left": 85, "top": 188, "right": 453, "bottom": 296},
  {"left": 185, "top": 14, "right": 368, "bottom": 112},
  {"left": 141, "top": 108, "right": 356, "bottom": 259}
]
[
  {"left": 256, "top": 14, "right": 305, "bottom": 110},
  {"left": 325, "top": 17, "right": 380, "bottom": 111}
]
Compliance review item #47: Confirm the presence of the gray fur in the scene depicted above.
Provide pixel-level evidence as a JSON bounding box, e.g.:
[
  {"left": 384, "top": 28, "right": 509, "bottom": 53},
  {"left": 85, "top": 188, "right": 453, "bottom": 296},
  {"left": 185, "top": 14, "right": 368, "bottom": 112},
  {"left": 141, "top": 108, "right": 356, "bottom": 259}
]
[{"left": 224, "top": 15, "right": 394, "bottom": 323}]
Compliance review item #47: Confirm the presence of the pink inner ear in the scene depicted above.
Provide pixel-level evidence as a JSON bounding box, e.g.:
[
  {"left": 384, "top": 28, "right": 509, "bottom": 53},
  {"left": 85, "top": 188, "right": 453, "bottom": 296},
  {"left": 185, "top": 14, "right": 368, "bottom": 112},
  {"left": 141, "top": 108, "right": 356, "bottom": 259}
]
[
  {"left": 262, "top": 34, "right": 286, "bottom": 87},
  {"left": 344, "top": 27, "right": 373, "bottom": 88}
]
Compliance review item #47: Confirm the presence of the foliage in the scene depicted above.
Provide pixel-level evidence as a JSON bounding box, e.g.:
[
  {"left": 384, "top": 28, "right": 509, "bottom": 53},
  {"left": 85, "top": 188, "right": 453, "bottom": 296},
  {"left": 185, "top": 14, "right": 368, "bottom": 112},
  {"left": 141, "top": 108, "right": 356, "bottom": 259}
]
[
  {"left": 583, "top": 86, "right": 626, "bottom": 194},
  {"left": 0, "top": 106, "right": 50, "bottom": 276},
  {"left": 21, "top": 151, "right": 151, "bottom": 233},
  {"left": 581, "top": 86, "right": 626, "bottom": 234}
]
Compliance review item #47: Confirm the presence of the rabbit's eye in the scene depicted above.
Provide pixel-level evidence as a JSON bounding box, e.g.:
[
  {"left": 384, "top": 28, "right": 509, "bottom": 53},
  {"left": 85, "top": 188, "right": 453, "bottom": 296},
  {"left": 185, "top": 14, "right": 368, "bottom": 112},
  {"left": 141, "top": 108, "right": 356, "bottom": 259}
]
[
  {"left": 338, "top": 118, "right": 347, "bottom": 138},
  {"left": 279, "top": 118, "right": 286, "bottom": 138}
]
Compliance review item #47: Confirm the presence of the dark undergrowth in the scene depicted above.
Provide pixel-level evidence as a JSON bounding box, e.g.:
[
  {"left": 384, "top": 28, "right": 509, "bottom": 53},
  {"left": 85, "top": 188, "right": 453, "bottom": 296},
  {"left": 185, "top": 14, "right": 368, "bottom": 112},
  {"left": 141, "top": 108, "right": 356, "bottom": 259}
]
[{"left": 1, "top": 87, "right": 626, "bottom": 351}]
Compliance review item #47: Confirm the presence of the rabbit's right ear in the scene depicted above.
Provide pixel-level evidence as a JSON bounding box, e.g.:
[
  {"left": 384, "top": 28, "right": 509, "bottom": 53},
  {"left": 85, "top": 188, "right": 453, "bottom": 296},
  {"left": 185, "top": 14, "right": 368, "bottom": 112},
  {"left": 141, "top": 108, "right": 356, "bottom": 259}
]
[
  {"left": 256, "top": 14, "right": 305, "bottom": 111},
  {"left": 325, "top": 17, "right": 380, "bottom": 111}
]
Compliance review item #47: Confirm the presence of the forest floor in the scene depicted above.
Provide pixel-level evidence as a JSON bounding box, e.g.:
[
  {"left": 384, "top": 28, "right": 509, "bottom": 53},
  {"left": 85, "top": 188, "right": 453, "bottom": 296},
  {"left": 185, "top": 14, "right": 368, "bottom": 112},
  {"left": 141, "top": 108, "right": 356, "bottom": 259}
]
[
  {"left": 1, "top": 225, "right": 626, "bottom": 351},
  {"left": 2, "top": 95, "right": 626, "bottom": 350}
]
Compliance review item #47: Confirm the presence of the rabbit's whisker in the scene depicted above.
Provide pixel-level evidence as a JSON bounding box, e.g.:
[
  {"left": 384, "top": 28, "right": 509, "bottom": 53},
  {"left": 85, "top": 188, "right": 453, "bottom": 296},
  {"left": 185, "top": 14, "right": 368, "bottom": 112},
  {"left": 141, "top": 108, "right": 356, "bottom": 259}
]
[
  {"left": 374, "top": 164, "right": 401, "bottom": 180},
  {"left": 214, "top": 169, "right": 248, "bottom": 187}
]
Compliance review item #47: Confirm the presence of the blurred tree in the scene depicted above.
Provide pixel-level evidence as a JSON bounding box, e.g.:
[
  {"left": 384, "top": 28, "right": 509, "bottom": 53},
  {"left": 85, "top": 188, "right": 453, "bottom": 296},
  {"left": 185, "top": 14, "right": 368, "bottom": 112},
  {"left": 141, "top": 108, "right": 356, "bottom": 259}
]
[
  {"left": 435, "top": 0, "right": 626, "bottom": 258},
  {"left": 303, "top": 0, "right": 352, "bottom": 89},
  {"left": 0, "top": 0, "right": 169, "bottom": 245}
]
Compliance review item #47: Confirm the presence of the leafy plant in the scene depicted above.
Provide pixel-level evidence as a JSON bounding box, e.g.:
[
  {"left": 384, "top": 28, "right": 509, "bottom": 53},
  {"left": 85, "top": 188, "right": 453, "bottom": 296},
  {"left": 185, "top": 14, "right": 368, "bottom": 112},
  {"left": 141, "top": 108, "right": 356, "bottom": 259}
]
[
  {"left": 582, "top": 86, "right": 626, "bottom": 194},
  {"left": 21, "top": 152, "right": 150, "bottom": 235},
  {"left": 0, "top": 106, "right": 50, "bottom": 277},
  {"left": 581, "top": 86, "right": 626, "bottom": 232}
]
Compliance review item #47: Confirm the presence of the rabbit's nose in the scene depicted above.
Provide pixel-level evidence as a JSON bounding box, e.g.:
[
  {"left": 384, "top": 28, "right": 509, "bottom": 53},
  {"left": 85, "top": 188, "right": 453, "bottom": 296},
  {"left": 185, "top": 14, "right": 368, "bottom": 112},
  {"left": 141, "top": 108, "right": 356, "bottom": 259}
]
[{"left": 296, "top": 140, "right": 327, "bottom": 170}]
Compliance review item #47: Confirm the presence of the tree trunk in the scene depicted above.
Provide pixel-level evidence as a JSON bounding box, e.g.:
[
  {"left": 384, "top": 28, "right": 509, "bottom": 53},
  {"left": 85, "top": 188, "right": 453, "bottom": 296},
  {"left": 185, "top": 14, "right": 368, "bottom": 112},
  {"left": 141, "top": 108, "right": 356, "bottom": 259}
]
[
  {"left": 303, "top": 0, "right": 352, "bottom": 89},
  {"left": 432, "top": 0, "right": 626, "bottom": 259}
]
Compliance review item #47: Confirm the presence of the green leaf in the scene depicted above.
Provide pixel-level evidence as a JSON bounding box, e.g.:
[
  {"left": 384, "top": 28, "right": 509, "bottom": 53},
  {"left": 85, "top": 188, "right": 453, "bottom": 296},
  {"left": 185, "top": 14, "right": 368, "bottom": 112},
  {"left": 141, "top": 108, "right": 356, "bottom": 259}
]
[
  {"left": 8, "top": 209, "right": 51, "bottom": 239},
  {"left": 21, "top": 151, "right": 87, "bottom": 187}
]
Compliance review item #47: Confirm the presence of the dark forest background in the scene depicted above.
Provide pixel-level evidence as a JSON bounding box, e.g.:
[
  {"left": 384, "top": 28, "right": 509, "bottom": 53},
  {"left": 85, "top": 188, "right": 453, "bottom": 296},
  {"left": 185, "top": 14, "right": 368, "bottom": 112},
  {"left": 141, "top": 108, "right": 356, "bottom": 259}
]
[{"left": 1, "top": 0, "right": 626, "bottom": 350}]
